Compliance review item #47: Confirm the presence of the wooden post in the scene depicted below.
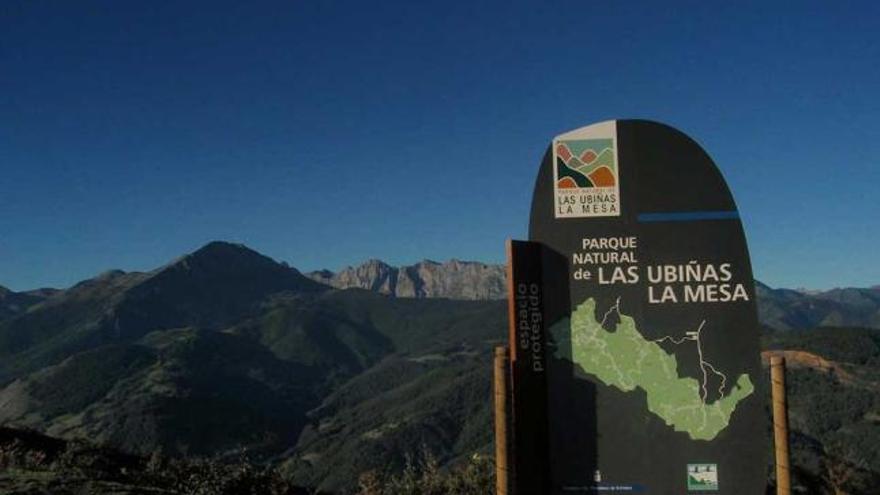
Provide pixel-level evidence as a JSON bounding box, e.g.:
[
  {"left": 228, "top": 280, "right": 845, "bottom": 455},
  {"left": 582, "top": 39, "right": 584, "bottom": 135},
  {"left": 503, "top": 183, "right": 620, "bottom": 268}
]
[
  {"left": 494, "top": 345, "right": 512, "bottom": 495},
  {"left": 771, "top": 355, "right": 791, "bottom": 495}
]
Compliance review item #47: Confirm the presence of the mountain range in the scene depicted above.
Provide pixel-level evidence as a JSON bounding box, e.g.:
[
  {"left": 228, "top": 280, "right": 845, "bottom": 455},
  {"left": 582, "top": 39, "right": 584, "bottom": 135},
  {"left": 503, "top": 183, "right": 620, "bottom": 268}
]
[
  {"left": 0, "top": 242, "right": 506, "bottom": 492},
  {"left": 756, "top": 281, "right": 880, "bottom": 330},
  {"left": 309, "top": 260, "right": 880, "bottom": 330},
  {"left": 0, "top": 241, "right": 877, "bottom": 493}
]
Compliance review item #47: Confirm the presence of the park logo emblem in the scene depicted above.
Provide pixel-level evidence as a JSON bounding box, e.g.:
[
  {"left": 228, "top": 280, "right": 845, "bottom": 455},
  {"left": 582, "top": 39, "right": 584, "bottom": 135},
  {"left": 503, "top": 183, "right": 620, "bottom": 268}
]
[
  {"left": 687, "top": 463, "right": 719, "bottom": 491},
  {"left": 552, "top": 121, "right": 620, "bottom": 218}
]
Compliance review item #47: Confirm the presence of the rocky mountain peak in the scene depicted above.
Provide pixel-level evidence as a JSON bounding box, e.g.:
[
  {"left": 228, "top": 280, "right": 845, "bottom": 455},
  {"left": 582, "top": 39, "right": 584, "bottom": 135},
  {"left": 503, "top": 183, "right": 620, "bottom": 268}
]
[
  {"left": 363, "top": 258, "right": 391, "bottom": 267},
  {"left": 173, "top": 241, "right": 278, "bottom": 269},
  {"left": 139, "top": 241, "right": 326, "bottom": 300}
]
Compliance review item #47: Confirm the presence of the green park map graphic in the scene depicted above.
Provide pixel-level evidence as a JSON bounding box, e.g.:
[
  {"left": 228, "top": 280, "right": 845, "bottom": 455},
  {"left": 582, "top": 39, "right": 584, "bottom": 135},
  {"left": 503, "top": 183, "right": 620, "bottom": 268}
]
[{"left": 550, "top": 297, "right": 754, "bottom": 441}]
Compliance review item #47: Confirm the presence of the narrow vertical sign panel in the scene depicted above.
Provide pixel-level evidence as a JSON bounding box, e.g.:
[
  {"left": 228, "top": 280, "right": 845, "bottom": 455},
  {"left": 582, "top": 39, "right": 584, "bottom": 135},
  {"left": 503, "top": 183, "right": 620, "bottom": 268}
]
[
  {"left": 505, "top": 240, "right": 549, "bottom": 494},
  {"left": 517, "top": 120, "right": 769, "bottom": 494}
]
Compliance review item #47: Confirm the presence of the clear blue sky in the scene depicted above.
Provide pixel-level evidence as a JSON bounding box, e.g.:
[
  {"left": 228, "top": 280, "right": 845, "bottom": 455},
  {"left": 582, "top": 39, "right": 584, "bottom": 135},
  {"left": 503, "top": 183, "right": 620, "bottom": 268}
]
[{"left": 1, "top": 1, "right": 878, "bottom": 291}]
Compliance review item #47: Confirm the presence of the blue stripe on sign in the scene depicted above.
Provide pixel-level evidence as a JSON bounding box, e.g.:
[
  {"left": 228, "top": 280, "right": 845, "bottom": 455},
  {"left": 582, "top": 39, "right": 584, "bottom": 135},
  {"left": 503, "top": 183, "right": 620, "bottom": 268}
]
[{"left": 637, "top": 211, "right": 740, "bottom": 222}]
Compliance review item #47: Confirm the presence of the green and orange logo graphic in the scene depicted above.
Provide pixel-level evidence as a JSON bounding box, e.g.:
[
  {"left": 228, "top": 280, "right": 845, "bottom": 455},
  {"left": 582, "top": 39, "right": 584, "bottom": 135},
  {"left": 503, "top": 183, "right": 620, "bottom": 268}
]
[{"left": 555, "top": 139, "right": 616, "bottom": 189}]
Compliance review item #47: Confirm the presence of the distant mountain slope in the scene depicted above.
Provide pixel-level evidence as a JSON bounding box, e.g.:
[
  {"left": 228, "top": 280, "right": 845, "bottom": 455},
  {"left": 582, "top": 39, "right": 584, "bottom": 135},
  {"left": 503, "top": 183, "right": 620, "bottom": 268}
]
[
  {"left": 0, "top": 242, "right": 327, "bottom": 384},
  {"left": 308, "top": 259, "right": 506, "bottom": 300},
  {"left": 756, "top": 282, "right": 880, "bottom": 330},
  {"left": 0, "top": 328, "right": 319, "bottom": 458},
  {"left": 282, "top": 349, "right": 493, "bottom": 492},
  {"left": 0, "top": 285, "right": 57, "bottom": 321}
]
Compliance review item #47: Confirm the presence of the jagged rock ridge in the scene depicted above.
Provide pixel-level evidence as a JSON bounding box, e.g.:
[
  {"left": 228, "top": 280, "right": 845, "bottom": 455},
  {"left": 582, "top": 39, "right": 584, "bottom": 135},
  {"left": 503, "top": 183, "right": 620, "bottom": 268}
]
[{"left": 308, "top": 259, "right": 507, "bottom": 300}]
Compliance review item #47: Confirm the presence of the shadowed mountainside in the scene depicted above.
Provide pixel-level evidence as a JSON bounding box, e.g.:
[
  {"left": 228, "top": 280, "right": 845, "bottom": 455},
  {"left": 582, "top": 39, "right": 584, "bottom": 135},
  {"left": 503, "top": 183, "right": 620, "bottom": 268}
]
[
  {"left": 0, "top": 242, "right": 506, "bottom": 492},
  {"left": 0, "top": 426, "right": 315, "bottom": 494}
]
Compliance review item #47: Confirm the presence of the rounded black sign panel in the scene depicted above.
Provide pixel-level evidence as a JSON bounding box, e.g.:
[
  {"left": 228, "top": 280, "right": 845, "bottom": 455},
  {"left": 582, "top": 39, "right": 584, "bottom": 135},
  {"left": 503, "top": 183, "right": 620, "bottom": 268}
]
[{"left": 527, "top": 120, "right": 768, "bottom": 494}]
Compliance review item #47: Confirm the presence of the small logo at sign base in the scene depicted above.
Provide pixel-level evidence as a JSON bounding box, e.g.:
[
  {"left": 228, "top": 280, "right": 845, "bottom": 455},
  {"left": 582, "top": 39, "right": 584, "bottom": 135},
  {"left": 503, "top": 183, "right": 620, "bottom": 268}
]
[{"left": 687, "top": 463, "right": 719, "bottom": 491}]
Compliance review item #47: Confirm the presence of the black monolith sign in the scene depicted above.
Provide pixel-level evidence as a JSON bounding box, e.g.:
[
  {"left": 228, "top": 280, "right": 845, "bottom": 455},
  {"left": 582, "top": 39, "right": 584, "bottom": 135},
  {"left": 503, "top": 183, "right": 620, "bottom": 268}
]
[{"left": 508, "top": 120, "right": 769, "bottom": 494}]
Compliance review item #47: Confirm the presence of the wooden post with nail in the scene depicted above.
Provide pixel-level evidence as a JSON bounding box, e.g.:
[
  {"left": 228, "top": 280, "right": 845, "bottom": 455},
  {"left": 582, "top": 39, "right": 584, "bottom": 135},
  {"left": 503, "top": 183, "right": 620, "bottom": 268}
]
[
  {"left": 494, "top": 345, "right": 512, "bottom": 495},
  {"left": 771, "top": 355, "right": 791, "bottom": 495}
]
